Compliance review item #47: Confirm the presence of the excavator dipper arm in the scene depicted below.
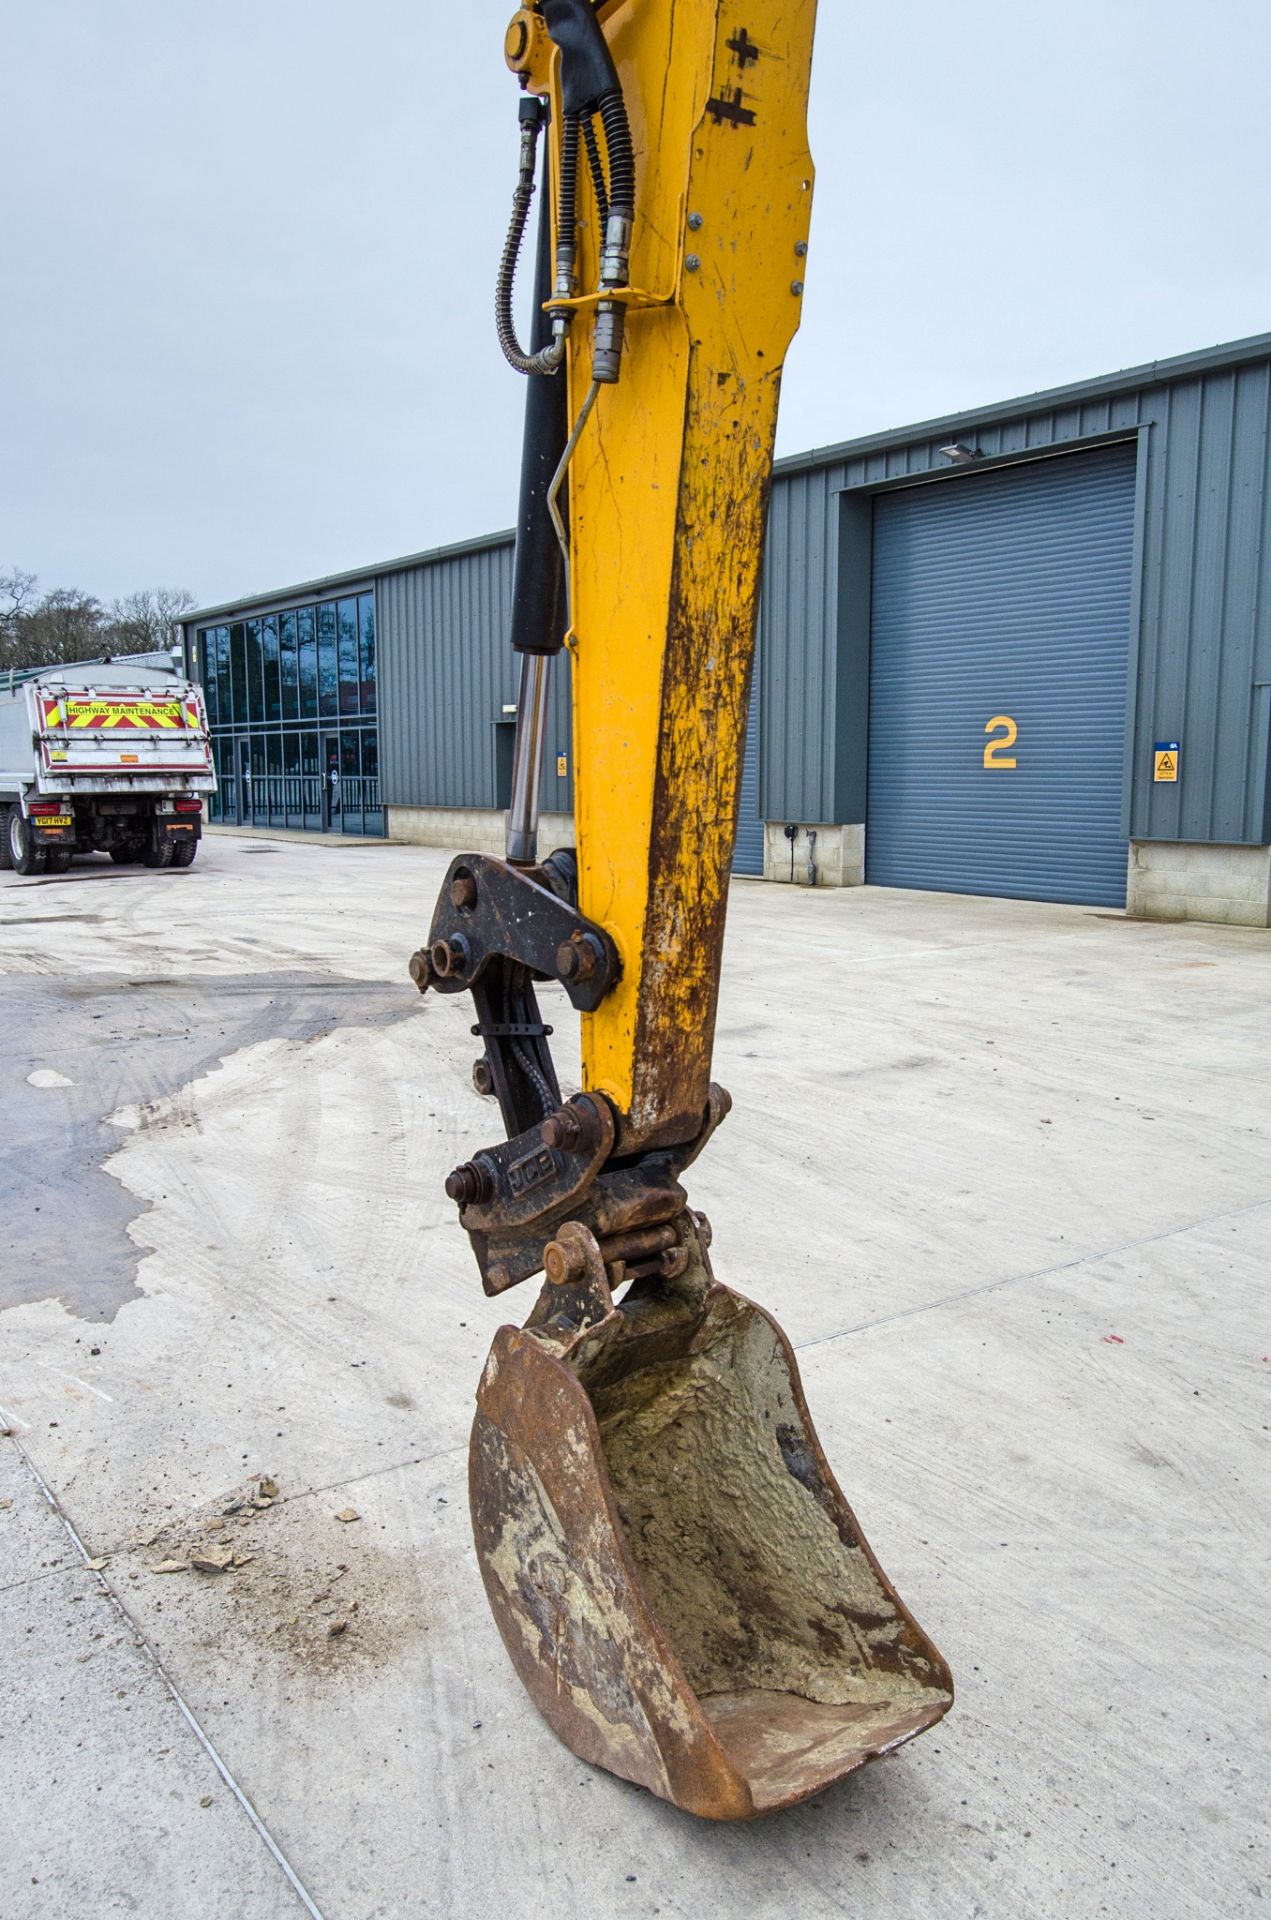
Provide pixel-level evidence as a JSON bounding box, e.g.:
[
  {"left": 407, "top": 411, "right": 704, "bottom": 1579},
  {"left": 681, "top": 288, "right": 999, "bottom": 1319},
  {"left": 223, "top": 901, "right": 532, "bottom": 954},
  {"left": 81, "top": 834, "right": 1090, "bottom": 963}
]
[{"left": 413, "top": 0, "right": 954, "bottom": 1818}]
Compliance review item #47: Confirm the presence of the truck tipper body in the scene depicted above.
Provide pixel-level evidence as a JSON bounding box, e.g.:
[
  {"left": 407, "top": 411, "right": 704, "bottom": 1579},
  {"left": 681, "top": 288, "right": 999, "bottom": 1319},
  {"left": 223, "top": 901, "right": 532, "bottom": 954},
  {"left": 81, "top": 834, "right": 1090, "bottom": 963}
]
[{"left": 0, "top": 655, "right": 217, "bottom": 875}]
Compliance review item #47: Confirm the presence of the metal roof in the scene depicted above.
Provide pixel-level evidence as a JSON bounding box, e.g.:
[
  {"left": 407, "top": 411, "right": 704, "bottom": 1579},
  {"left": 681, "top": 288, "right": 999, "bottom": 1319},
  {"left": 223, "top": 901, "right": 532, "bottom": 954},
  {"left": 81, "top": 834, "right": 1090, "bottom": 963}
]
[
  {"left": 773, "top": 328, "right": 1271, "bottom": 478},
  {"left": 184, "top": 528, "right": 515, "bottom": 626},
  {"left": 184, "top": 330, "right": 1271, "bottom": 627}
]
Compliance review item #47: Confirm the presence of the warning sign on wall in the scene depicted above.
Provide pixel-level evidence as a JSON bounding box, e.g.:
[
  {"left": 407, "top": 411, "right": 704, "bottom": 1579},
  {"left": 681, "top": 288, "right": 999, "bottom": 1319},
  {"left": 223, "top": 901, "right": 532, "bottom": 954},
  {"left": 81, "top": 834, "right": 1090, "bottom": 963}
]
[{"left": 1154, "top": 741, "right": 1180, "bottom": 783}]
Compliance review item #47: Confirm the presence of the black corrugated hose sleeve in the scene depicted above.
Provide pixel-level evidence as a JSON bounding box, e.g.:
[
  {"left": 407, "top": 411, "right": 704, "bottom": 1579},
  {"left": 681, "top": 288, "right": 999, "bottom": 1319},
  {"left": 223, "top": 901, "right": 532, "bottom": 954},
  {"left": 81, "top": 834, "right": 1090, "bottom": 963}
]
[
  {"left": 597, "top": 86, "right": 635, "bottom": 225},
  {"left": 582, "top": 117, "right": 609, "bottom": 226},
  {"left": 558, "top": 111, "right": 581, "bottom": 259}
]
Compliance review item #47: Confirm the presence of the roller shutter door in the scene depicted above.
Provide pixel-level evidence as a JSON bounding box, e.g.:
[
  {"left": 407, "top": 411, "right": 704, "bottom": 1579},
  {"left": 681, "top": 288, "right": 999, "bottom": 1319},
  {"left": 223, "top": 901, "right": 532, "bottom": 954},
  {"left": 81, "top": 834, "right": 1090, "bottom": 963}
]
[
  {"left": 867, "top": 443, "right": 1136, "bottom": 907},
  {"left": 732, "top": 654, "right": 764, "bottom": 875}
]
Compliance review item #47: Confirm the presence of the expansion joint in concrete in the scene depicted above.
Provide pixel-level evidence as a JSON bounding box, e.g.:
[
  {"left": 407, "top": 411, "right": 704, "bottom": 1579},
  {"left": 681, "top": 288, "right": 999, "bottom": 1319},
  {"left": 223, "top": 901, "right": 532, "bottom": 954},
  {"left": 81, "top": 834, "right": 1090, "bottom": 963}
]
[
  {"left": 0, "top": 1413, "right": 329, "bottom": 1920},
  {"left": 794, "top": 1190, "right": 1271, "bottom": 1354}
]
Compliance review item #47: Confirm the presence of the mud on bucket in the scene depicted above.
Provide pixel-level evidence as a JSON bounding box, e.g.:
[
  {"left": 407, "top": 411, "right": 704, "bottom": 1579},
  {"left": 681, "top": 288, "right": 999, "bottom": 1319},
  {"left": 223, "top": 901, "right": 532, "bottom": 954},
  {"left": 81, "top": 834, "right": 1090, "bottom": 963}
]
[{"left": 469, "top": 1216, "right": 952, "bottom": 1820}]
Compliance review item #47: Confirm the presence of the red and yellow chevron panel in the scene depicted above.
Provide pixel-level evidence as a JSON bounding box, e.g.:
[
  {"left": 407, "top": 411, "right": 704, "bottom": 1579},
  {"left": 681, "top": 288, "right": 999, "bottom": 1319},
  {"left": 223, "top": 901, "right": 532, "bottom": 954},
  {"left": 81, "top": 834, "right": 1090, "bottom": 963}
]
[{"left": 41, "top": 695, "right": 188, "bottom": 731}]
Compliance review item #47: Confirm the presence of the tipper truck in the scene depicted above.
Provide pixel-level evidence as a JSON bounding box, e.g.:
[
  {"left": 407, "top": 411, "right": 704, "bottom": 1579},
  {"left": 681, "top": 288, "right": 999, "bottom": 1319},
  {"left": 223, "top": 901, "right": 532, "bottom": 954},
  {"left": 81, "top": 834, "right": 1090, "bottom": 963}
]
[{"left": 0, "top": 655, "right": 216, "bottom": 876}]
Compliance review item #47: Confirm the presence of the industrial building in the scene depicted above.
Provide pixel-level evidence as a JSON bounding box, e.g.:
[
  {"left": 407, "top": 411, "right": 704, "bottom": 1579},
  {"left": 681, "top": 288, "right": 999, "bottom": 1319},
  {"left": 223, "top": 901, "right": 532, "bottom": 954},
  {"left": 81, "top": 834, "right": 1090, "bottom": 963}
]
[{"left": 183, "top": 330, "right": 1271, "bottom": 927}]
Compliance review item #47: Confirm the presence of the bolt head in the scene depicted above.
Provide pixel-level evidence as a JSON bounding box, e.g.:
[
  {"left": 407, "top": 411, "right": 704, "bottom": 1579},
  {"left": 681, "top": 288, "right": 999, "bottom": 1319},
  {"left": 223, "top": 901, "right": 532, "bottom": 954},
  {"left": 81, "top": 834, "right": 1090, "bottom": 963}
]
[
  {"left": 544, "top": 1239, "right": 586, "bottom": 1287},
  {"left": 450, "top": 872, "right": 478, "bottom": 911},
  {"left": 687, "top": 212, "right": 704, "bottom": 231},
  {"left": 541, "top": 1107, "right": 581, "bottom": 1152},
  {"left": 791, "top": 280, "right": 805, "bottom": 296},
  {"left": 795, "top": 239, "right": 809, "bottom": 257},
  {"left": 685, "top": 254, "right": 701, "bottom": 272},
  {"left": 431, "top": 935, "right": 468, "bottom": 979},
  {"left": 446, "top": 1159, "right": 491, "bottom": 1206}
]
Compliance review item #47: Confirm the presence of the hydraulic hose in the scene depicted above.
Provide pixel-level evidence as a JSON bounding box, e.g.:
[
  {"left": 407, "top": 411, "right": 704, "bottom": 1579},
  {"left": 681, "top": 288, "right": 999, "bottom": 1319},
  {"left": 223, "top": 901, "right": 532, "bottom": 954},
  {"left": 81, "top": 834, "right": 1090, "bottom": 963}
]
[
  {"left": 591, "top": 87, "right": 635, "bottom": 382},
  {"left": 582, "top": 117, "right": 609, "bottom": 226},
  {"left": 496, "top": 106, "right": 580, "bottom": 378},
  {"left": 596, "top": 89, "right": 635, "bottom": 231}
]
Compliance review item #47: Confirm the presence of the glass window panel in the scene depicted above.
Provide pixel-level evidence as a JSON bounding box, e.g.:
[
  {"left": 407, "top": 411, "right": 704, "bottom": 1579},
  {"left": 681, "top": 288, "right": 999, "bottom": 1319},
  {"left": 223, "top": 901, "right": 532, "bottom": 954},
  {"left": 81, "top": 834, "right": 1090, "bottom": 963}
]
[
  {"left": 198, "top": 629, "right": 218, "bottom": 725},
  {"left": 358, "top": 592, "right": 376, "bottom": 713},
  {"left": 262, "top": 614, "right": 281, "bottom": 722},
  {"left": 338, "top": 730, "right": 361, "bottom": 833},
  {"left": 337, "top": 598, "right": 360, "bottom": 716},
  {"left": 209, "top": 736, "right": 224, "bottom": 820},
  {"left": 360, "top": 728, "right": 382, "bottom": 837},
  {"left": 283, "top": 732, "right": 301, "bottom": 828},
  {"left": 297, "top": 607, "right": 317, "bottom": 719},
  {"left": 244, "top": 619, "right": 263, "bottom": 723},
  {"left": 215, "top": 627, "right": 231, "bottom": 727},
  {"left": 279, "top": 611, "right": 299, "bottom": 721},
  {"left": 230, "top": 622, "right": 247, "bottom": 725},
  {"left": 317, "top": 602, "right": 338, "bottom": 716},
  {"left": 266, "top": 734, "right": 282, "bottom": 823},
  {"left": 301, "top": 732, "right": 322, "bottom": 828}
]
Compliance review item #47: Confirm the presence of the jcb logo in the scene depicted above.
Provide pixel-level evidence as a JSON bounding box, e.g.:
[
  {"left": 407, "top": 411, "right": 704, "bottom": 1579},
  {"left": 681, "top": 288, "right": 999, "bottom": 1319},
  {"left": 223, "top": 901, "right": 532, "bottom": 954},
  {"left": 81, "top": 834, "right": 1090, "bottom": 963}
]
[{"left": 508, "top": 1146, "right": 556, "bottom": 1197}]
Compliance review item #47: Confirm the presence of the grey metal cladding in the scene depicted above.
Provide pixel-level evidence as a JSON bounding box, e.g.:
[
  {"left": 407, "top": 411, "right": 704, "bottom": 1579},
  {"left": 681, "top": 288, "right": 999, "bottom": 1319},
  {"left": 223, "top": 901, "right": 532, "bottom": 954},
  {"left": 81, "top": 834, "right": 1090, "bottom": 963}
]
[
  {"left": 756, "top": 466, "right": 837, "bottom": 824},
  {"left": 197, "top": 333, "right": 1271, "bottom": 853},
  {"left": 761, "top": 343, "right": 1271, "bottom": 844},
  {"left": 377, "top": 539, "right": 574, "bottom": 816},
  {"left": 1133, "top": 365, "right": 1271, "bottom": 844}
]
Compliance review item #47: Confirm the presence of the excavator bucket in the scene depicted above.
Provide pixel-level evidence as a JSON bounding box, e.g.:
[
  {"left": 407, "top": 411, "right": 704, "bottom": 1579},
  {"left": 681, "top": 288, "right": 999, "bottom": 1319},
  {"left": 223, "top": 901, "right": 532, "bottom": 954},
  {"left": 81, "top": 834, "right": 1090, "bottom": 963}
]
[{"left": 470, "top": 1217, "right": 952, "bottom": 1820}]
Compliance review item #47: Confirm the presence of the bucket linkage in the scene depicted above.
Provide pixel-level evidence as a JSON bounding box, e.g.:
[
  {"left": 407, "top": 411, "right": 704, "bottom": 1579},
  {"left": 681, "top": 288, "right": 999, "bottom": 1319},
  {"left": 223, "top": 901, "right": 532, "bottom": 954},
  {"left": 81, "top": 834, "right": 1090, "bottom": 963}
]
[{"left": 412, "top": 855, "right": 952, "bottom": 1820}]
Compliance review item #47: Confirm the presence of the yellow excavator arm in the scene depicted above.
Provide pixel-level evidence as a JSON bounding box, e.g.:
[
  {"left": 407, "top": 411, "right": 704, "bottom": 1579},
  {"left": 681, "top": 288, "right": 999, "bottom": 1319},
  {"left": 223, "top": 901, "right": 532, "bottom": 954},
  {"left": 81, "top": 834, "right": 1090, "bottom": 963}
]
[
  {"left": 413, "top": 0, "right": 952, "bottom": 1819},
  {"left": 552, "top": 0, "right": 815, "bottom": 1147}
]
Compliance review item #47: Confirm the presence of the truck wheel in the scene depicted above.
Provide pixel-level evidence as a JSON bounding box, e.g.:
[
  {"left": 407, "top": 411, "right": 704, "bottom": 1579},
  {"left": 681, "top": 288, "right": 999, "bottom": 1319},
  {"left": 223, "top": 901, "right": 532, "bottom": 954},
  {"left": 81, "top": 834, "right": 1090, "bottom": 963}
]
[
  {"left": 143, "top": 838, "right": 175, "bottom": 870},
  {"left": 0, "top": 806, "right": 11, "bottom": 871},
  {"left": 7, "top": 809, "right": 46, "bottom": 876},
  {"left": 44, "top": 847, "right": 73, "bottom": 872},
  {"left": 170, "top": 838, "right": 198, "bottom": 869}
]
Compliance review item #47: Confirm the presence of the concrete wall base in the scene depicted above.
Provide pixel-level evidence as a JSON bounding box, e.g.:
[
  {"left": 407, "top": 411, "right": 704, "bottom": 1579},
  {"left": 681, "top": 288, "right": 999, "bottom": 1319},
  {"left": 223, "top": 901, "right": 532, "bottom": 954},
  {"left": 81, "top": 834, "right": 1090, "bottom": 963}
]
[
  {"left": 763, "top": 821, "right": 864, "bottom": 887},
  {"left": 1127, "top": 840, "right": 1271, "bottom": 926},
  {"left": 387, "top": 806, "right": 575, "bottom": 857},
  {"left": 388, "top": 805, "right": 877, "bottom": 893}
]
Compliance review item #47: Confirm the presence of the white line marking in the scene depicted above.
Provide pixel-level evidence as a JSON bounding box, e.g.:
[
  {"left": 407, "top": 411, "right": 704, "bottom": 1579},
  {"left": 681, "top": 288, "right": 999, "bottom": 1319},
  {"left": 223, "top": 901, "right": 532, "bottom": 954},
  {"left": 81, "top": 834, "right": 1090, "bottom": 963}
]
[
  {"left": 37, "top": 1363, "right": 115, "bottom": 1404},
  {"left": 0, "top": 1410, "right": 326, "bottom": 1920}
]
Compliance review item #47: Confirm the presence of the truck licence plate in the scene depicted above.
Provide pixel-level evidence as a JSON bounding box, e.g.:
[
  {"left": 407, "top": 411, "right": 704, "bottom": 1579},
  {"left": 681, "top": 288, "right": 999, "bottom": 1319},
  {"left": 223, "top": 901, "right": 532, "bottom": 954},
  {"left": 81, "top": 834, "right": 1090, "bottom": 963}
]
[{"left": 37, "top": 815, "right": 73, "bottom": 829}]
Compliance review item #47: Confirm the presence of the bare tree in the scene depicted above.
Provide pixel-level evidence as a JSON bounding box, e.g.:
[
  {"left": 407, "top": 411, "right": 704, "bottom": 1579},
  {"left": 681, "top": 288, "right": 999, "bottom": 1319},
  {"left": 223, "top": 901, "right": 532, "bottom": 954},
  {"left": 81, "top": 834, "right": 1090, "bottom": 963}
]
[
  {"left": 0, "top": 568, "right": 37, "bottom": 625},
  {"left": 105, "top": 586, "right": 196, "bottom": 656},
  {"left": 0, "top": 569, "right": 38, "bottom": 664},
  {"left": 1, "top": 587, "right": 104, "bottom": 671},
  {"left": 0, "top": 572, "right": 197, "bottom": 673}
]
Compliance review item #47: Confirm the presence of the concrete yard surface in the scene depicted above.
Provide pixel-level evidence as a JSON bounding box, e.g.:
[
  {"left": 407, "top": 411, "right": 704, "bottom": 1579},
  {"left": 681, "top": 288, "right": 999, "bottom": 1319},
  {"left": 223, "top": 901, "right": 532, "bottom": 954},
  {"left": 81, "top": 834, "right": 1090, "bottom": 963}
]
[{"left": 1, "top": 831, "right": 1268, "bottom": 1919}]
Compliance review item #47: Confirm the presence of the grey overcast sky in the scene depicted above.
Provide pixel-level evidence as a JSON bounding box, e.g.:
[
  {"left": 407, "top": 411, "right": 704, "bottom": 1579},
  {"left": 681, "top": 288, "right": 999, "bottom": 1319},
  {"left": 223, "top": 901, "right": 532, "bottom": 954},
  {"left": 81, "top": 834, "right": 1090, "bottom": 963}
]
[{"left": 3, "top": 1, "right": 1270, "bottom": 609}]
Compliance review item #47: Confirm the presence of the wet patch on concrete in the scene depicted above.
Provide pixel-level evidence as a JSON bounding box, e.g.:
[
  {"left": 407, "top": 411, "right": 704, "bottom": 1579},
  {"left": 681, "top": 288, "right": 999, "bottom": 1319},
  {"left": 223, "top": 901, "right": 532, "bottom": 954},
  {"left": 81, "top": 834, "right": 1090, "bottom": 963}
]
[{"left": 0, "top": 971, "right": 417, "bottom": 1324}]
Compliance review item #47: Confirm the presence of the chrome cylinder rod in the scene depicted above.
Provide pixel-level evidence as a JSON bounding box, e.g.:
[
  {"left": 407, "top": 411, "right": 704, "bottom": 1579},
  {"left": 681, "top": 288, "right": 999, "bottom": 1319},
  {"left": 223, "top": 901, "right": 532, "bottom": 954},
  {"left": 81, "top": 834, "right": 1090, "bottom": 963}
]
[{"left": 506, "top": 651, "right": 551, "bottom": 865}]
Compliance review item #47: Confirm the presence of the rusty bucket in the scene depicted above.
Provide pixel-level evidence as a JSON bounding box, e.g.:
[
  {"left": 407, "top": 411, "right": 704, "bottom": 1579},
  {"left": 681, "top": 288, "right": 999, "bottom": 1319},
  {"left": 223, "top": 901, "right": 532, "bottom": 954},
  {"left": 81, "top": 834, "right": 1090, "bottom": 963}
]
[{"left": 470, "top": 1215, "right": 952, "bottom": 1819}]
